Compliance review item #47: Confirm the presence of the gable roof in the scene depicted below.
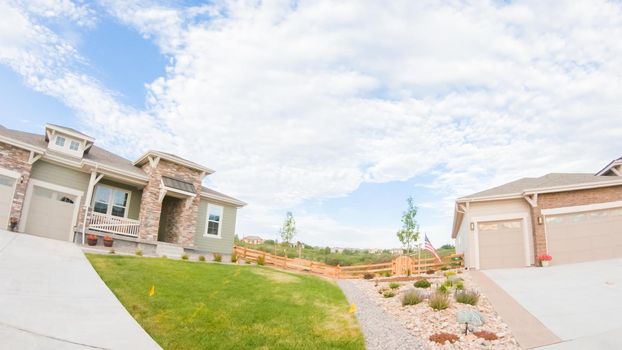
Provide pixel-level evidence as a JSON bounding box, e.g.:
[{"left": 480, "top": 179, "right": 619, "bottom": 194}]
[
  {"left": 45, "top": 123, "right": 94, "bottom": 141},
  {"left": 134, "top": 150, "right": 215, "bottom": 174},
  {"left": 243, "top": 235, "right": 263, "bottom": 240},
  {"left": 459, "top": 173, "right": 622, "bottom": 201},
  {"left": 596, "top": 156, "right": 622, "bottom": 176}
]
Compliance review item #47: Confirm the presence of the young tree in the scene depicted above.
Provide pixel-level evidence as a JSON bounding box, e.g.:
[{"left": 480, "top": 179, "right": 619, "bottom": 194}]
[
  {"left": 279, "top": 211, "right": 296, "bottom": 245},
  {"left": 396, "top": 196, "right": 420, "bottom": 254}
]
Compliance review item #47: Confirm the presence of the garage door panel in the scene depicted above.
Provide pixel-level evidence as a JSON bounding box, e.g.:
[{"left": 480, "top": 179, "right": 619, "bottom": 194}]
[
  {"left": 478, "top": 219, "right": 525, "bottom": 269},
  {"left": 0, "top": 174, "right": 15, "bottom": 227},
  {"left": 25, "top": 185, "right": 77, "bottom": 241},
  {"left": 546, "top": 207, "right": 622, "bottom": 265}
]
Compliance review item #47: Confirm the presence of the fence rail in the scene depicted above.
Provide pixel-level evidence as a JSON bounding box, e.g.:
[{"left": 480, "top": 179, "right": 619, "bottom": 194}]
[
  {"left": 88, "top": 212, "right": 140, "bottom": 237},
  {"left": 233, "top": 246, "right": 463, "bottom": 279}
]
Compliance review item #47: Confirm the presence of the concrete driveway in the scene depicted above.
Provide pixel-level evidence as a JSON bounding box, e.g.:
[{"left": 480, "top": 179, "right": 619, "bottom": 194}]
[
  {"left": 484, "top": 259, "right": 622, "bottom": 349},
  {"left": 0, "top": 230, "right": 161, "bottom": 349}
]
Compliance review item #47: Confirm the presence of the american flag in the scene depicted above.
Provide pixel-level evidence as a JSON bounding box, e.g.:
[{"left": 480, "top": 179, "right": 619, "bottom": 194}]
[{"left": 424, "top": 234, "right": 441, "bottom": 261}]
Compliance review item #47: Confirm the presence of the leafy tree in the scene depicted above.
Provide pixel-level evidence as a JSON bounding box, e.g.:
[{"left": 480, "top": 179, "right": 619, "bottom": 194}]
[
  {"left": 279, "top": 212, "right": 296, "bottom": 245},
  {"left": 440, "top": 244, "right": 455, "bottom": 250},
  {"left": 396, "top": 196, "right": 420, "bottom": 254},
  {"left": 264, "top": 239, "right": 275, "bottom": 245}
]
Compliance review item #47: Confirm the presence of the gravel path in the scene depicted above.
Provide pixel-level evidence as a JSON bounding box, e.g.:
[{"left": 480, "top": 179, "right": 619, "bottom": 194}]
[{"left": 338, "top": 280, "right": 427, "bottom": 350}]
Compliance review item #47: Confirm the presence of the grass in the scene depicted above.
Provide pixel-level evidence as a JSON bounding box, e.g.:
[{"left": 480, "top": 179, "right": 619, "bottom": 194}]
[
  {"left": 401, "top": 290, "right": 423, "bottom": 306},
  {"left": 429, "top": 292, "right": 450, "bottom": 311},
  {"left": 87, "top": 254, "right": 364, "bottom": 350},
  {"left": 454, "top": 290, "right": 479, "bottom": 305}
]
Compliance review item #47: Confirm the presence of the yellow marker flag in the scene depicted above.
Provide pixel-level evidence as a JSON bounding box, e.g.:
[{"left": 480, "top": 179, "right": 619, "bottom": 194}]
[
  {"left": 149, "top": 285, "right": 155, "bottom": 297},
  {"left": 348, "top": 303, "right": 356, "bottom": 314}
]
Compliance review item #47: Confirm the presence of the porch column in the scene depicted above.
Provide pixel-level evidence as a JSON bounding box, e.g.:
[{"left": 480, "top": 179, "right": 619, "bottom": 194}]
[{"left": 80, "top": 171, "right": 103, "bottom": 243}]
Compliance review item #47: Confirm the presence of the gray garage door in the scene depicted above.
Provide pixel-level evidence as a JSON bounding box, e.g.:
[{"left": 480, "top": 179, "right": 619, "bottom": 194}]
[
  {"left": 545, "top": 207, "right": 622, "bottom": 265},
  {"left": 478, "top": 219, "right": 525, "bottom": 269},
  {"left": 25, "top": 186, "right": 78, "bottom": 241},
  {"left": 0, "top": 174, "right": 15, "bottom": 228}
]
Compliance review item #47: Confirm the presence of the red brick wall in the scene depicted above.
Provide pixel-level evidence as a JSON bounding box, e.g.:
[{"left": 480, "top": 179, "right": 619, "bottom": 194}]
[
  {"left": 530, "top": 185, "right": 622, "bottom": 258},
  {"left": 0, "top": 142, "right": 32, "bottom": 229}
]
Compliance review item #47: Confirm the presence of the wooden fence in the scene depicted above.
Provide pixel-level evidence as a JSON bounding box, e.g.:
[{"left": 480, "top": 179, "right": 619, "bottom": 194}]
[{"left": 233, "top": 246, "right": 463, "bottom": 279}]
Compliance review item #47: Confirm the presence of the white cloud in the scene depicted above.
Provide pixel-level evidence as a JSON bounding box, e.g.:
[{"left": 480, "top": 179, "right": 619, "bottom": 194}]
[{"left": 2, "top": 0, "right": 622, "bottom": 248}]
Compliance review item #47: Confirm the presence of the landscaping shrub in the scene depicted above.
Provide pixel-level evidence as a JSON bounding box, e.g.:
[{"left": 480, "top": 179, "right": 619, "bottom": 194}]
[
  {"left": 389, "top": 282, "right": 400, "bottom": 289},
  {"left": 381, "top": 271, "right": 391, "bottom": 277},
  {"left": 437, "top": 284, "right": 449, "bottom": 294},
  {"left": 230, "top": 253, "right": 238, "bottom": 263},
  {"left": 425, "top": 269, "right": 435, "bottom": 274},
  {"left": 473, "top": 330, "right": 498, "bottom": 341},
  {"left": 455, "top": 281, "right": 464, "bottom": 290},
  {"left": 213, "top": 253, "right": 222, "bottom": 262},
  {"left": 429, "top": 332, "right": 459, "bottom": 344},
  {"left": 443, "top": 279, "right": 453, "bottom": 288},
  {"left": 401, "top": 291, "right": 423, "bottom": 306},
  {"left": 383, "top": 290, "right": 395, "bottom": 298},
  {"left": 135, "top": 249, "right": 143, "bottom": 256},
  {"left": 198, "top": 255, "right": 206, "bottom": 262},
  {"left": 444, "top": 271, "right": 457, "bottom": 277},
  {"left": 378, "top": 287, "right": 389, "bottom": 294},
  {"left": 455, "top": 290, "right": 479, "bottom": 305},
  {"left": 257, "top": 255, "right": 265, "bottom": 265},
  {"left": 429, "top": 292, "right": 450, "bottom": 310},
  {"left": 181, "top": 254, "right": 189, "bottom": 260},
  {"left": 440, "top": 266, "right": 449, "bottom": 271},
  {"left": 414, "top": 279, "right": 431, "bottom": 288},
  {"left": 363, "top": 272, "right": 375, "bottom": 280}
]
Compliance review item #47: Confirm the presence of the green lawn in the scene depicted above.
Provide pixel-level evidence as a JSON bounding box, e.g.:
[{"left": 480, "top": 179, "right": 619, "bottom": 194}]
[{"left": 87, "top": 254, "right": 364, "bottom": 350}]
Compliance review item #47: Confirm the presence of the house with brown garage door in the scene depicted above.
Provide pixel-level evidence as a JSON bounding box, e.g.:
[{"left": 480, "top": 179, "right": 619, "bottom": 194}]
[
  {"left": 0, "top": 123, "right": 245, "bottom": 257},
  {"left": 452, "top": 160, "right": 622, "bottom": 269}
]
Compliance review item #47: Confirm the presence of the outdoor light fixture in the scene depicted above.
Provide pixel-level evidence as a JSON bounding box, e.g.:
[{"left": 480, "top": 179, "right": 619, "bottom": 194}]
[
  {"left": 19, "top": 175, "right": 25, "bottom": 184},
  {"left": 470, "top": 222, "right": 475, "bottom": 231},
  {"left": 537, "top": 216, "right": 544, "bottom": 225}
]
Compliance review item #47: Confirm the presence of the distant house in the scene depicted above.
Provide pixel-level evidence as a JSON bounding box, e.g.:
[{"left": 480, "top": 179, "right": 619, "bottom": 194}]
[{"left": 242, "top": 235, "right": 264, "bottom": 245}]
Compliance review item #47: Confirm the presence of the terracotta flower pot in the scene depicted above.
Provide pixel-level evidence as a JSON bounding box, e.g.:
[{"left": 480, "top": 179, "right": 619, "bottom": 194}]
[
  {"left": 87, "top": 238, "right": 98, "bottom": 246},
  {"left": 103, "top": 239, "right": 113, "bottom": 247},
  {"left": 541, "top": 261, "right": 550, "bottom": 267}
]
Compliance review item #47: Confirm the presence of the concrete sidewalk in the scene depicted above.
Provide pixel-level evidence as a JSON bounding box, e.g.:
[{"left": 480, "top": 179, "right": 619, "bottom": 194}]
[{"left": 0, "top": 230, "right": 161, "bottom": 350}]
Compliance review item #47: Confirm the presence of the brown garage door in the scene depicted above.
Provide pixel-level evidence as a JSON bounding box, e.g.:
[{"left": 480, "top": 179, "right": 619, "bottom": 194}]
[
  {"left": 0, "top": 174, "right": 16, "bottom": 228},
  {"left": 545, "top": 207, "right": 622, "bottom": 265},
  {"left": 478, "top": 219, "right": 525, "bottom": 269},
  {"left": 24, "top": 186, "right": 78, "bottom": 241}
]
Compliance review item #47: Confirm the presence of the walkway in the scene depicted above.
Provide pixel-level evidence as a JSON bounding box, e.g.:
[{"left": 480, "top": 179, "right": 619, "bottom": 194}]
[
  {"left": 0, "top": 230, "right": 161, "bottom": 349},
  {"left": 337, "top": 279, "right": 426, "bottom": 350}
]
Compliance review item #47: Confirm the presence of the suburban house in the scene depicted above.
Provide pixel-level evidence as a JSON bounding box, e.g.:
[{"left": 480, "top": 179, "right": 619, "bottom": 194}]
[
  {"left": 452, "top": 158, "right": 622, "bottom": 269},
  {"left": 242, "top": 235, "right": 264, "bottom": 245},
  {"left": 0, "top": 123, "right": 245, "bottom": 256}
]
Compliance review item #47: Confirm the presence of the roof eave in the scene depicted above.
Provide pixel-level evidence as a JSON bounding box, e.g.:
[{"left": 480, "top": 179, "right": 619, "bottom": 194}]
[
  {"left": 0, "top": 135, "right": 46, "bottom": 153},
  {"left": 200, "top": 191, "right": 247, "bottom": 207},
  {"left": 133, "top": 151, "right": 215, "bottom": 175},
  {"left": 45, "top": 124, "right": 95, "bottom": 142}
]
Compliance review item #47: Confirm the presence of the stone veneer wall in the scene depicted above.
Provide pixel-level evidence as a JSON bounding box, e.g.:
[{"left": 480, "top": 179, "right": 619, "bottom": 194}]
[
  {"left": 0, "top": 142, "right": 32, "bottom": 229},
  {"left": 138, "top": 159, "right": 202, "bottom": 246},
  {"left": 529, "top": 185, "right": 622, "bottom": 258}
]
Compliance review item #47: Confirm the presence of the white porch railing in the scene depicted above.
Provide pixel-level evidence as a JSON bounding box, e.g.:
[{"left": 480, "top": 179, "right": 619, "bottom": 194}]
[{"left": 88, "top": 212, "right": 140, "bottom": 238}]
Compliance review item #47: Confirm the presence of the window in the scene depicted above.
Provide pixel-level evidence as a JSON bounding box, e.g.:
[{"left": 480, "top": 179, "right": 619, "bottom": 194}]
[
  {"left": 205, "top": 204, "right": 223, "bottom": 237},
  {"left": 93, "top": 185, "right": 130, "bottom": 217},
  {"left": 69, "top": 140, "right": 80, "bottom": 151},
  {"left": 55, "top": 136, "right": 66, "bottom": 146}
]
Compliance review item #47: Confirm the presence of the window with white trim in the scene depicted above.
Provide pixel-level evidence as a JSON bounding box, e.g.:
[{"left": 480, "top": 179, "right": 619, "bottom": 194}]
[
  {"left": 55, "top": 135, "right": 66, "bottom": 146},
  {"left": 205, "top": 204, "right": 223, "bottom": 237},
  {"left": 93, "top": 185, "right": 130, "bottom": 218},
  {"left": 69, "top": 140, "right": 80, "bottom": 151}
]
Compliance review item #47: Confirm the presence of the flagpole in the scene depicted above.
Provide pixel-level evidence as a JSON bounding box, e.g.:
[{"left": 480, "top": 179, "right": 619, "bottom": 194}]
[{"left": 417, "top": 235, "right": 422, "bottom": 275}]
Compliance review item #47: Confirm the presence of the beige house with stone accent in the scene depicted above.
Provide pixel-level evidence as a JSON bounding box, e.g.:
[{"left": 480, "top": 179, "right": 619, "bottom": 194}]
[
  {"left": 0, "top": 123, "right": 245, "bottom": 256},
  {"left": 453, "top": 157, "right": 622, "bottom": 269}
]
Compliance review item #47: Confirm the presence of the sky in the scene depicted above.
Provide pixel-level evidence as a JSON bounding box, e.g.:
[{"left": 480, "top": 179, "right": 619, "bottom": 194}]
[{"left": 1, "top": 0, "right": 622, "bottom": 249}]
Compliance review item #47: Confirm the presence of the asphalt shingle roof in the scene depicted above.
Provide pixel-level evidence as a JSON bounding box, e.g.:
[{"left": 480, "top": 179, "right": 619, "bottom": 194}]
[{"left": 460, "top": 173, "right": 620, "bottom": 200}]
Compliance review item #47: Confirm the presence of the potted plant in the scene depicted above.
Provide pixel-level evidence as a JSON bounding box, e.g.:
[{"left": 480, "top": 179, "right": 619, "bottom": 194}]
[
  {"left": 538, "top": 254, "right": 552, "bottom": 267},
  {"left": 9, "top": 217, "right": 19, "bottom": 232},
  {"left": 103, "top": 235, "right": 114, "bottom": 247},
  {"left": 87, "top": 234, "right": 98, "bottom": 246}
]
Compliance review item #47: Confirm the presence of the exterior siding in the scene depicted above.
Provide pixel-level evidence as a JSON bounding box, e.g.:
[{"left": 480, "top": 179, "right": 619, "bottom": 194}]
[
  {"left": 194, "top": 199, "right": 237, "bottom": 254},
  {"left": 96, "top": 179, "right": 142, "bottom": 220},
  {"left": 29, "top": 161, "right": 90, "bottom": 206},
  {"left": 460, "top": 199, "right": 535, "bottom": 268}
]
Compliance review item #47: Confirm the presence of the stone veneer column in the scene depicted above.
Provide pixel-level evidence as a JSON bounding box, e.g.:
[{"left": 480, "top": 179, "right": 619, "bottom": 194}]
[
  {"left": 0, "top": 142, "right": 33, "bottom": 230},
  {"left": 137, "top": 159, "right": 202, "bottom": 246}
]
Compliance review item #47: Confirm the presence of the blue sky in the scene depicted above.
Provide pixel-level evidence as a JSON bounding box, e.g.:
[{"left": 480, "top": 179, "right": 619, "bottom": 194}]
[{"left": 1, "top": 1, "right": 621, "bottom": 248}]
